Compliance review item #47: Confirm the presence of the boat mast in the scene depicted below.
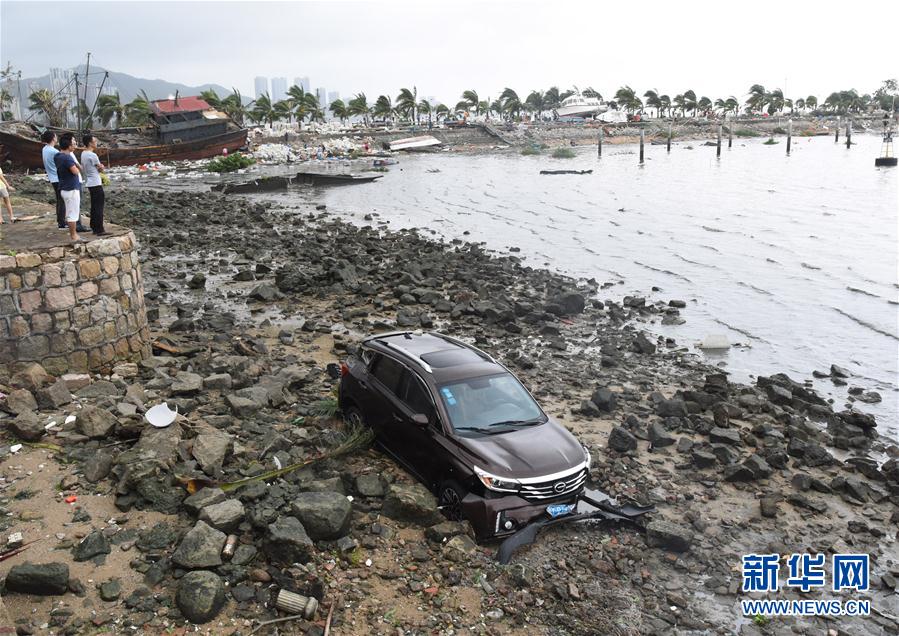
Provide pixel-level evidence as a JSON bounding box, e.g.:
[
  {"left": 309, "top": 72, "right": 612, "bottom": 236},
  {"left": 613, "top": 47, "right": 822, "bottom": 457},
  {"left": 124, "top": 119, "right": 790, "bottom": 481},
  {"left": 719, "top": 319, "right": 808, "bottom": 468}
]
[
  {"left": 74, "top": 72, "right": 81, "bottom": 132},
  {"left": 82, "top": 52, "right": 91, "bottom": 131}
]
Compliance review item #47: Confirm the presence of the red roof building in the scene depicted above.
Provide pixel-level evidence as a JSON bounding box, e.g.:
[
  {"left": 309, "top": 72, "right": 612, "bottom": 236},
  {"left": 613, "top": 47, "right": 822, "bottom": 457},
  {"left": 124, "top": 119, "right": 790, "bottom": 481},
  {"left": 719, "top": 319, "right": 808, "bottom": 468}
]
[{"left": 150, "top": 96, "right": 211, "bottom": 116}]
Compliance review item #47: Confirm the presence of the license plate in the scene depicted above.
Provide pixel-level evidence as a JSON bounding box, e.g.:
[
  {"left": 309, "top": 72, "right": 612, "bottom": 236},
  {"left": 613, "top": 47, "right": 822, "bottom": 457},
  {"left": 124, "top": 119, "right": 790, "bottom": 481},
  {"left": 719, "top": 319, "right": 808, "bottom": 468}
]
[{"left": 546, "top": 503, "right": 575, "bottom": 518}]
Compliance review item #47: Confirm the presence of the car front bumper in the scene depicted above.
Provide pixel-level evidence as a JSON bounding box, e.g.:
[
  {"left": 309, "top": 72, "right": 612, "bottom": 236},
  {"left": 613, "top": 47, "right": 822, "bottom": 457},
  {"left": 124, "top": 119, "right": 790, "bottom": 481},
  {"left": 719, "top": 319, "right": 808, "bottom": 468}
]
[{"left": 460, "top": 490, "right": 580, "bottom": 540}]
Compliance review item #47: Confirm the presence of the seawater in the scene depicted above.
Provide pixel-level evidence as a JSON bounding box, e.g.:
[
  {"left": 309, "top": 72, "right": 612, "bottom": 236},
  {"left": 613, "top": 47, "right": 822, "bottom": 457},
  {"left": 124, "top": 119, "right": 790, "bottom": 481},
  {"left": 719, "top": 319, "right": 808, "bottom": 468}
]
[{"left": 312, "top": 135, "right": 898, "bottom": 438}]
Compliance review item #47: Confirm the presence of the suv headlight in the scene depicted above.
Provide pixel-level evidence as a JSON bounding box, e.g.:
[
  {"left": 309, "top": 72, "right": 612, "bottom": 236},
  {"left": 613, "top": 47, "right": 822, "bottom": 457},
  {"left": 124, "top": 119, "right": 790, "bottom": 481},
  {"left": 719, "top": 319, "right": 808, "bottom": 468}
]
[{"left": 474, "top": 466, "right": 521, "bottom": 493}]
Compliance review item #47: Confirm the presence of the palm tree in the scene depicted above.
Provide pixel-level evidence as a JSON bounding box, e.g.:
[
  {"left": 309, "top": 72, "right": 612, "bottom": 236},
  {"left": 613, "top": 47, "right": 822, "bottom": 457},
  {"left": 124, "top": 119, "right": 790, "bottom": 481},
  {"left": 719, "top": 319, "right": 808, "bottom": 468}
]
[
  {"left": 698, "top": 96, "right": 712, "bottom": 117},
  {"left": 329, "top": 98, "right": 348, "bottom": 123},
  {"left": 745, "top": 84, "right": 767, "bottom": 114},
  {"left": 250, "top": 93, "right": 276, "bottom": 126},
  {"left": 477, "top": 100, "right": 489, "bottom": 119},
  {"left": 461, "top": 90, "right": 479, "bottom": 115},
  {"left": 373, "top": 95, "right": 393, "bottom": 122},
  {"left": 672, "top": 94, "right": 686, "bottom": 117},
  {"left": 582, "top": 87, "right": 602, "bottom": 100},
  {"left": 28, "top": 89, "right": 66, "bottom": 127},
  {"left": 396, "top": 87, "right": 417, "bottom": 123},
  {"left": 659, "top": 94, "right": 671, "bottom": 117},
  {"left": 614, "top": 86, "right": 636, "bottom": 113},
  {"left": 123, "top": 93, "right": 151, "bottom": 126},
  {"left": 418, "top": 99, "right": 432, "bottom": 127},
  {"left": 347, "top": 93, "right": 371, "bottom": 125},
  {"left": 683, "top": 90, "right": 697, "bottom": 117},
  {"left": 199, "top": 89, "right": 222, "bottom": 110},
  {"left": 715, "top": 96, "right": 739, "bottom": 117},
  {"left": 805, "top": 95, "right": 818, "bottom": 112},
  {"left": 453, "top": 100, "right": 469, "bottom": 115},
  {"left": 643, "top": 89, "right": 661, "bottom": 117},
  {"left": 544, "top": 86, "right": 563, "bottom": 110},
  {"left": 95, "top": 93, "right": 124, "bottom": 128},
  {"left": 794, "top": 98, "right": 805, "bottom": 113},
  {"left": 499, "top": 88, "right": 522, "bottom": 120},
  {"left": 221, "top": 89, "right": 247, "bottom": 126},
  {"left": 766, "top": 88, "right": 785, "bottom": 115},
  {"left": 0, "top": 87, "right": 13, "bottom": 121},
  {"left": 525, "top": 90, "right": 545, "bottom": 119},
  {"left": 273, "top": 99, "right": 293, "bottom": 123},
  {"left": 435, "top": 103, "right": 449, "bottom": 122}
]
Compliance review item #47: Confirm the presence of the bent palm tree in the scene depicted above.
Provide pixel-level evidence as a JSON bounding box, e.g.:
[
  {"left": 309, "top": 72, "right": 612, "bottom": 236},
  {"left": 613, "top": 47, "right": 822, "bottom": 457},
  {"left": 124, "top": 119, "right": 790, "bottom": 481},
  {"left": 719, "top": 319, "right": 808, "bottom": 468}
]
[
  {"left": 28, "top": 89, "right": 66, "bottom": 127},
  {"left": 329, "top": 99, "right": 348, "bottom": 123},
  {"left": 199, "top": 89, "right": 222, "bottom": 110},
  {"left": 499, "top": 88, "right": 521, "bottom": 120},
  {"left": 124, "top": 93, "right": 151, "bottom": 127},
  {"left": 525, "top": 90, "right": 545, "bottom": 119},
  {"left": 221, "top": 89, "right": 247, "bottom": 126},
  {"left": 745, "top": 84, "right": 767, "bottom": 114},
  {"left": 643, "top": 89, "right": 661, "bottom": 117},
  {"left": 418, "top": 99, "right": 432, "bottom": 126},
  {"left": 373, "top": 95, "right": 393, "bottom": 122},
  {"left": 95, "top": 93, "right": 124, "bottom": 128},
  {"left": 396, "top": 87, "right": 417, "bottom": 123},
  {"left": 435, "top": 103, "right": 449, "bottom": 122},
  {"left": 461, "top": 90, "right": 479, "bottom": 115},
  {"left": 250, "top": 93, "right": 276, "bottom": 126},
  {"left": 348, "top": 93, "right": 371, "bottom": 125}
]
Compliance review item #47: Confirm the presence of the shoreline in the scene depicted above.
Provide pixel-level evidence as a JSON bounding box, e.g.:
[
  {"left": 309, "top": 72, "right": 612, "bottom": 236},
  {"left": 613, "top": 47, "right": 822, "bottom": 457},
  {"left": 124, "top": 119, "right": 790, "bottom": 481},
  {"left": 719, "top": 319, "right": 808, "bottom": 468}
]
[{"left": 0, "top": 176, "right": 896, "bottom": 634}]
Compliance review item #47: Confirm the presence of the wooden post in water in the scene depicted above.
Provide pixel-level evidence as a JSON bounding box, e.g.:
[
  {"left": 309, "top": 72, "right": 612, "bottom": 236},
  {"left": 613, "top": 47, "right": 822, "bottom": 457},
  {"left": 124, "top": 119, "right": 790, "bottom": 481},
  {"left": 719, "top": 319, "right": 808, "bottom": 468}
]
[
  {"left": 716, "top": 124, "right": 722, "bottom": 157},
  {"left": 598, "top": 127, "right": 603, "bottom": 157},
  {"left": 786, "top": 119, "right": 792, "bottom": 154},
  {"left": 845, "top": 120, "right": 851, "bottom": 148},
  {"left": 639, "top": 128, "right": 645, "bottom": 164},
  {"left": 728, "top": 123, "right": 733, "bottom": 148},
  {"left": 667, "top": 123, "right": 672, "bottom": 152},
  {"left": 835, "top": 116, "right": 840, "bottom": 142}
]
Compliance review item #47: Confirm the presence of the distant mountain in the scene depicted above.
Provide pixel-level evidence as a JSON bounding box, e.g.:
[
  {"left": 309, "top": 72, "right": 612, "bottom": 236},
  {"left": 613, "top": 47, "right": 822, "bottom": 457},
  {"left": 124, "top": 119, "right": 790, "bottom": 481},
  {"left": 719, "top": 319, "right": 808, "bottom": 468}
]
[{"left": 19, "top": 65, "right": 237, "bottom": 104}]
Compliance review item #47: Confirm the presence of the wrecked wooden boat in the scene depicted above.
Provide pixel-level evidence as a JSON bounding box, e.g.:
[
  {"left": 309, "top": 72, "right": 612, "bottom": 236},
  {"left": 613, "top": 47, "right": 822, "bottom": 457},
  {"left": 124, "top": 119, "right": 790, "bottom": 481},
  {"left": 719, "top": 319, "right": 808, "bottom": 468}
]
[
  {"left": 387, "top": 135, "right": 441, "bottom": 151},
  {"left": 0, "top": 95, "right": 247, "bottom": 170},
  {"left": 294, "top": 172, "right": 383, "bottom": 186}
]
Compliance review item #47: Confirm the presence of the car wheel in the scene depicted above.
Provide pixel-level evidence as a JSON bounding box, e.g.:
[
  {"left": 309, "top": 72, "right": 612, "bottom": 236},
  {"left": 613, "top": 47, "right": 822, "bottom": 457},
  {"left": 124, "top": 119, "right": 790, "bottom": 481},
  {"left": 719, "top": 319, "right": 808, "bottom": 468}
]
[
  {"left": 438, "top": 480, "right": 466, "bottom": 522},
  {"left": 343, "top": 406, "right": 366, "bottom": 428}
]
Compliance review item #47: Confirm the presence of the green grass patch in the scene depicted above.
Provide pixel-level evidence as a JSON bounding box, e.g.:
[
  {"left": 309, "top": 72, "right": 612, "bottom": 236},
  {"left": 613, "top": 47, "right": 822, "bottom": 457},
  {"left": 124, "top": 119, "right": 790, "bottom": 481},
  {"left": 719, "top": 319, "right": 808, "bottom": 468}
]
[
  {"left": 551, "top": 147, "right": 576, "bottom": 159},
  {"left": 207, "top": 152, "right": 255, "bottom": 173},
  {"left": 733, "top": 128, "right": 761, "bottom": 138},
  {"left": 773, "top": 126, "right": 787, "bottom": 135},
  {"left": 521, "top": 146, "right": 541, "bottom": 155},
  {"left": 763, "top": 137, "right": 779, "bottom": 145}
]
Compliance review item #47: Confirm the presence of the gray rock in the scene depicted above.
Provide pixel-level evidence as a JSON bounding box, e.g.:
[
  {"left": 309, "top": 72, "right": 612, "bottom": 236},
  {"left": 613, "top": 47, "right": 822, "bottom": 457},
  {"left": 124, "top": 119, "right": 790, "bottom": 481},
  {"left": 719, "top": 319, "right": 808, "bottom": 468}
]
[
  {"left": 443, "top": 534, "right": 478, "bottom": 561},
  {"left": 632, "top": 333, "right": 657, "bottom": 354},
  {"left": 426, "top": 521, "right": 470, "bottom": 543},
  {"left": 192, "top": 432, "right": 233, "bottom": 476},
  {"left": 76, "top": 405, "right": 117, "bottom": 439},
  {"left": 136, "top": 522, "right": 179, "bottom": 552},
  {"left": 99, "top": 578, "right": 122, "bottom": 601},
  {"left": 202, "top": 374, "right": 233, "bottom": 391},
  {"left": 830, "top": 364, "right": 851, "bottom": 378},
  {"left": 766, "top": 384, "right": 793, "bottom": 406},
  {"left": 692, "top": 450, "right": 718, "bottom": 468},
  {"left": 355, "top": 473, "right": 386, "bottom": 497},
  {"left": 8, "top": 410, "right": 45, "bottom": 441},
  {"left": 760, "top": 497, "right": 779, "bottom": 518},
  {"left": 171, "top": 373, "right": 203, "bottom": 395},
  {"left": 184, "top": 487, "right": 228, "bottom": 516},
  {"left": 172, "top": 521, "right": 226, "bottom": 569},
  {"left": 655, "top": 398, "right": 688, "bottom": 418},
  {"left": 9, "top": 363, "right": 53, "bottom": 392},
  {"left": 743, "top": 454, "right": 772, "bottom": 478},
  {"left": 382, "top": 483, "right": 440, "bottom": 526},
  {"left": 607, "top": 426, "right": 637, "bottom": 452},
  {"left": 646, "top": 520, "right": 693, "bottom": 552},
  {"left": 76, "top": 380, "right": 121, "bottom": 399},
  {"left": 649, "top": 422, "right": 676, "bottom": 448},
  {"left": 723, "top": 464, "right": 757, "bottom": 482},
  {"left": 263, "top": 516, "right": 313, "bottom": 564},
  {"left": 231, "top": 544, "right": 257, "bottom": 566},
  {"left": 5, "top": 562, "right": 69, "bottom": 595},
  {"left": 199, "top": 499, "right": 245, "bottom": 533},
  {"left": 709, "top": 426, "right": 741, "bottom": 445},
  {"left": 73, "top": 530, "right": 111, "bottom": 561},
  {"left": 590, "top": 388, "right": 617, "bottom": 412},
  {"left": 226, "top": 395, "right": 258, "bottom": 417},
  {"left": 35, "top": 378, "right": 72, "bottom": 409},
  {"left": 176, "top": 570, "right": 226, "bottom": 624},
  {"left": 290, "top": 491, "right": 352, "bottom": 540},
  {"left": 84, "top": 451, "right": 114, "bottom": 483},
  {"left": 4, "top": 388, "right": 38, "bottom": 414}
]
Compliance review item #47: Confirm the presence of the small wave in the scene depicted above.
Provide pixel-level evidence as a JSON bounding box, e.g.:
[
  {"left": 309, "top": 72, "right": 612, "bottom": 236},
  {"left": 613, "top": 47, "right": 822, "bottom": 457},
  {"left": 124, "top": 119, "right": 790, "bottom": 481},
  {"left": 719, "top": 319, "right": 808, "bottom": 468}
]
[
  {"left": 846, "top": 286, "right": 881, "bottom": 299},
  {"left": 701, "top": 225, "right": 726, "bottom": 233},
  {"left": 554, "top": 205, "right": 576, "bottom": 213},
  {"left": 832, "top": 307, "right": 899, "bottom": 341},
  {"left": 737, "top": 281, "right": 774, "bottom": 296},
  {"left": 801, "top": 262, "right": 822, "bottom": 270},
  {"left": 633, "top": 261, "right": 693, "bottom": 283},
  {"left": 712, "top": 318, "right": 770, "bottom": 343},
  {"left": 698, "top": 244, "right": 721, "bottom": 253}
]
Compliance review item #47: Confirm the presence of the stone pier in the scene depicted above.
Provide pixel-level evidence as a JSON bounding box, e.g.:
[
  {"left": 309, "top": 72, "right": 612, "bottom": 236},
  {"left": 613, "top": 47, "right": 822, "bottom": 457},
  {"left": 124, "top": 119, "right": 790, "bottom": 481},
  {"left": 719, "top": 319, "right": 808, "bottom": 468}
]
[{"left": 1, "top": 210, "right": 150, "bottom": 375}]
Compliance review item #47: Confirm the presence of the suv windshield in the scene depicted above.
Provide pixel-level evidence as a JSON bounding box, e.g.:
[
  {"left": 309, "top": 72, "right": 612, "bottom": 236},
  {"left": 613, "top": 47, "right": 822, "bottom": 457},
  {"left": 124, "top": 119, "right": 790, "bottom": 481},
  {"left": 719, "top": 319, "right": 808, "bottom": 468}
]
[{"left": 438, "top": 373, "right": 545, "bottom": 434}]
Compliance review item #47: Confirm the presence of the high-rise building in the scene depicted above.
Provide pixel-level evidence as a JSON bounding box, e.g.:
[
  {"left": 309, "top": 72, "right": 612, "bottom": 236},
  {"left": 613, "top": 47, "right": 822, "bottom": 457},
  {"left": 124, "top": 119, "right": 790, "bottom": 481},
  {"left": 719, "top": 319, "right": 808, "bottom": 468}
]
[
  {"left": 254, "top": 76, "right": 269, "bottom": 99},
  {"left": 294, "top": 76, "right": 310, "bottom": 94},
  {"left": 327, "top": 91, "right": 340, "bottom": 104},
  {"left": 315, "top": 87, "right": 327, "bottom": 106},
  {"left": 271, "top": 77, "right": 287, "bottom": 102}
]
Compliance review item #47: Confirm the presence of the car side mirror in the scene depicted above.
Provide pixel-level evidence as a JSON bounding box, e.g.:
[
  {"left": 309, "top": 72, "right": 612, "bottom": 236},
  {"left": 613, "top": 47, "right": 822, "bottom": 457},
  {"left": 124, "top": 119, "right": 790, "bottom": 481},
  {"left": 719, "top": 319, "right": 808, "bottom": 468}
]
[{"left": 411, "top": 413, "right": 429, "bottom": 427}]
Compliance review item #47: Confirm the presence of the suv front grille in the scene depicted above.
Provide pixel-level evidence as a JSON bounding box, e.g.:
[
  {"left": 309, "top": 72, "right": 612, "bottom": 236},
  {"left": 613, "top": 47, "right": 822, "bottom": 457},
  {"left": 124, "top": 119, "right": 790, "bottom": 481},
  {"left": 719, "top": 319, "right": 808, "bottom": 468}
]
[{"left": 519, "top": 467, "right": 587, "bottom": 501}]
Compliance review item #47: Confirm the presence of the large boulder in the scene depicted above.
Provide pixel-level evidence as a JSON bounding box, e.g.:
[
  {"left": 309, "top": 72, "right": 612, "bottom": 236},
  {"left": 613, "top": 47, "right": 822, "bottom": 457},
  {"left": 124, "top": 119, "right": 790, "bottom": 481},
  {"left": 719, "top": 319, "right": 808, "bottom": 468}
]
[
  {"left": 172, "top": 521, "right": 226, "bottom": 569},
  {"left": 263, "top": 517, "right": 314, "bottom": 564},
  {"left": 607, "top": 426, "right": 637, "bottom": 452},
  {"left": 8, "top": 410, "right": 45, "bottom": 441},
  {"left": 3, "top": 388, "right": 38, "bottom": 415},
  {"left": 72, "top": 530, "right": 111, "bottom": 562},
  {"left": 646, "top": 520, "right": 693, "bottom": 552},
  {"left": 176, "top": 570, "right": 226, "bottom": 624},
  {"left": 9, "top": 363, "right": 52, "bottom": 392},
  {"left": 382, "top": 483, "right": 440, "bottom": 526},
  {"left": 191, "top": 432, "right": 233, "bottom": 476},
  {"left": 76, "top": 405, "right": 117, "bottom": 439},
  {"left": 290, "top": 492, "right": 352, "bottom": 540},
  {"left": 5, "top": 562, "right": 69, "bottom": 595},
  {"left": 35, "top": 378, "right": 72, "bottom": 409}
]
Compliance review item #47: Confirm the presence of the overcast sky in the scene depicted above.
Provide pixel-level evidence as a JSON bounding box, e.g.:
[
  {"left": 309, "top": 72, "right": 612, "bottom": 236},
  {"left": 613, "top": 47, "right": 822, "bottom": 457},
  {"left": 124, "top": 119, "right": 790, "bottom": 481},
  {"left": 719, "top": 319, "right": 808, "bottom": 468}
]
[{"left": 2, "top": 0, "right": 897, "bottom": 105}]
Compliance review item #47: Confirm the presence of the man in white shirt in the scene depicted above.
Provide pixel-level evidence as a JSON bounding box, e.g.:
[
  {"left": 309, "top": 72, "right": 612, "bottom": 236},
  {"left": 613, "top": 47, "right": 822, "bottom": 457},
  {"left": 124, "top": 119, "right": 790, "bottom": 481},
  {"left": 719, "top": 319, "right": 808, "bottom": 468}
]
[{"left": 80, "top": 134, "right": 106, "bottom": 235}]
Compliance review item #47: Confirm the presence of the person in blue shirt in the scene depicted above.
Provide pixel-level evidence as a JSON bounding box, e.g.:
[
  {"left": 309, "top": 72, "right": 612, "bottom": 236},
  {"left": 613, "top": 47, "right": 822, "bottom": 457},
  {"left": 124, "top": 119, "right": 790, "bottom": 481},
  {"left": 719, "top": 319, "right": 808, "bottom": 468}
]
[
  {"left": 41, "top": 130, "right": 87, "bottom": 232},
  {"left": 53, "top": 133, "right": 85, "bottom": 242}
]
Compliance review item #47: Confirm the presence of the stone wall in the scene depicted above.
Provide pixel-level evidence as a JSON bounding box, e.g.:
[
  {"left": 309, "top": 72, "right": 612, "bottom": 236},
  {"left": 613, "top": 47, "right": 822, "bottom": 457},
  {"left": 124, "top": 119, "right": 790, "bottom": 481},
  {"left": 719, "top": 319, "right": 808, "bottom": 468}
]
[{"left": 0, "top": 231, "right": 150, "bottom": 374}]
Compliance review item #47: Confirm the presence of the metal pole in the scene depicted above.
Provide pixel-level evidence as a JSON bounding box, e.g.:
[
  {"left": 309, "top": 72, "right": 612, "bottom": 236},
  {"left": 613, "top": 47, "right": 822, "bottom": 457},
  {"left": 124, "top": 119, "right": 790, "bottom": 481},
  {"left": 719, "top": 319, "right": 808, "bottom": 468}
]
[
  {"left": 728, "top": 122, "right": 733, "bottom": 148},
  {"left": 835, "top": 116, "right": 840, "bottom": 142},
  {"left": 845, "top": 120, "right": 851, "bottom": 148},
  {"left": 786, "top": 119, "right": 792, "bottom": 154},
  {"left": 716, "top": 124, "right": 722, "bottom": 157},
  {"left": 667, "top": 122, "right": 671, "bottom": 152},
  {"left": 74, "top": 72, "right": 81, "bottom": 133},
  {"left": 639, "top": 128, "right": 644, "bottom": 164},
  {"left": 598, "top": 127, "right": 603, "bottom": 157}
]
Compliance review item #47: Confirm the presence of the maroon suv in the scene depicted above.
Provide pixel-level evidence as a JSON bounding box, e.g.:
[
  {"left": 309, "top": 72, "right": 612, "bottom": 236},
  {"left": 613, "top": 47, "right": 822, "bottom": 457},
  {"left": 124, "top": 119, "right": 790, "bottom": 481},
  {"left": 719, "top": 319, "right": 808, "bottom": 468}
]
[{"left": 339, "top": 331, "right": 591, "bottom": 539}]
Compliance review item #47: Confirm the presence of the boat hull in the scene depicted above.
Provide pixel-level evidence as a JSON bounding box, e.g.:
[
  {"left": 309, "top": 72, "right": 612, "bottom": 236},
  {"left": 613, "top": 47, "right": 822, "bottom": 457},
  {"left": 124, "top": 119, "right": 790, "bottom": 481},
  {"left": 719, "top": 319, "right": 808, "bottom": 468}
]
[{"left": 0, "top": 127, "right": 248, "bottom": 170}]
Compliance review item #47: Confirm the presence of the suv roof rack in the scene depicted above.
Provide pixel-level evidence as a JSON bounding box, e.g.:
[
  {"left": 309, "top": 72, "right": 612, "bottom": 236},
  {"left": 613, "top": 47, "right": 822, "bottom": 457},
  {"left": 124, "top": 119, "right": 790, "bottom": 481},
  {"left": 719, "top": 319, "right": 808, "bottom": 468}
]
[
  {"left": 361, "top": 330, "right": 500, "bottom": 374},
  {"left": 430, "top": 331, "right": 498, "bottom": 364},
  {"left": 379, "top": 340, "right": 433, "bottom": 373}
]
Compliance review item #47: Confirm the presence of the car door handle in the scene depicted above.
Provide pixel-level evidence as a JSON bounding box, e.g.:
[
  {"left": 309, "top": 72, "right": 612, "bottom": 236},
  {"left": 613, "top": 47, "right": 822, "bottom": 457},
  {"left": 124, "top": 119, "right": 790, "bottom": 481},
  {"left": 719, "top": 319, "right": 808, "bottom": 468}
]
[{"left": 358, "top": 380, "right": 369, "bottom": 390}]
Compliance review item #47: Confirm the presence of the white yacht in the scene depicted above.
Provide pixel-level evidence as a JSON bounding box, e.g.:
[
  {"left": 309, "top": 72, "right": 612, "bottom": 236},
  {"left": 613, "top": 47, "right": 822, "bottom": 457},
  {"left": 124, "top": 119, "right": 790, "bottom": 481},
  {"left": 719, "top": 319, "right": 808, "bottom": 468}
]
[{"left": 555, "top": 93, "right": 607, "bottom": 118}]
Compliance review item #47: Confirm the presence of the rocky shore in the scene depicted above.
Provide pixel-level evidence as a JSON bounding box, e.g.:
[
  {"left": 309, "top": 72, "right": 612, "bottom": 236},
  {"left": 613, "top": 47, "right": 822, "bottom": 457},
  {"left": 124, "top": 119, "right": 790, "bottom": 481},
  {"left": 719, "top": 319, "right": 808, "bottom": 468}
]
[{"left": 0, "top": 175, "right": 896, "bottom": 635}]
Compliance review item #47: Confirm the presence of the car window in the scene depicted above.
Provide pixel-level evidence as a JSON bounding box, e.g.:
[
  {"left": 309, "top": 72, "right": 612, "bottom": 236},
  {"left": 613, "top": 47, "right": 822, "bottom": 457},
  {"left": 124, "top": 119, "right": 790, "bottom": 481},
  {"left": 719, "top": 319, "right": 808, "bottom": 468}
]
[
  {"left": 402, "top": 373, "right": 434, "bottom": 418},
  {"left": 438, "top": 373, "right": 544, "bottom": 433},
  {"left": 371, "top": 355, "right": 405, "bottom": 395}
]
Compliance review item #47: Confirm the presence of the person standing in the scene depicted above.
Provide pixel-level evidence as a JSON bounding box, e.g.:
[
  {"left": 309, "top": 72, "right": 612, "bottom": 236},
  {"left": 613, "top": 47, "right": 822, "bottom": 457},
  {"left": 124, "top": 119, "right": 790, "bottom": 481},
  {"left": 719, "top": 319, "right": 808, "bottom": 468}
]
[
  {"left": 80, "top": 134, "right": 106, "bottom": 235},
  {"left": 0, "top": 165, "right": 15, "bottom": 224},
  {"left": 53, "top": 133, "right": 84, "bottom": 242},
  {"left": 41, "top": 130, "right": 88, "bottom": 232}
]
